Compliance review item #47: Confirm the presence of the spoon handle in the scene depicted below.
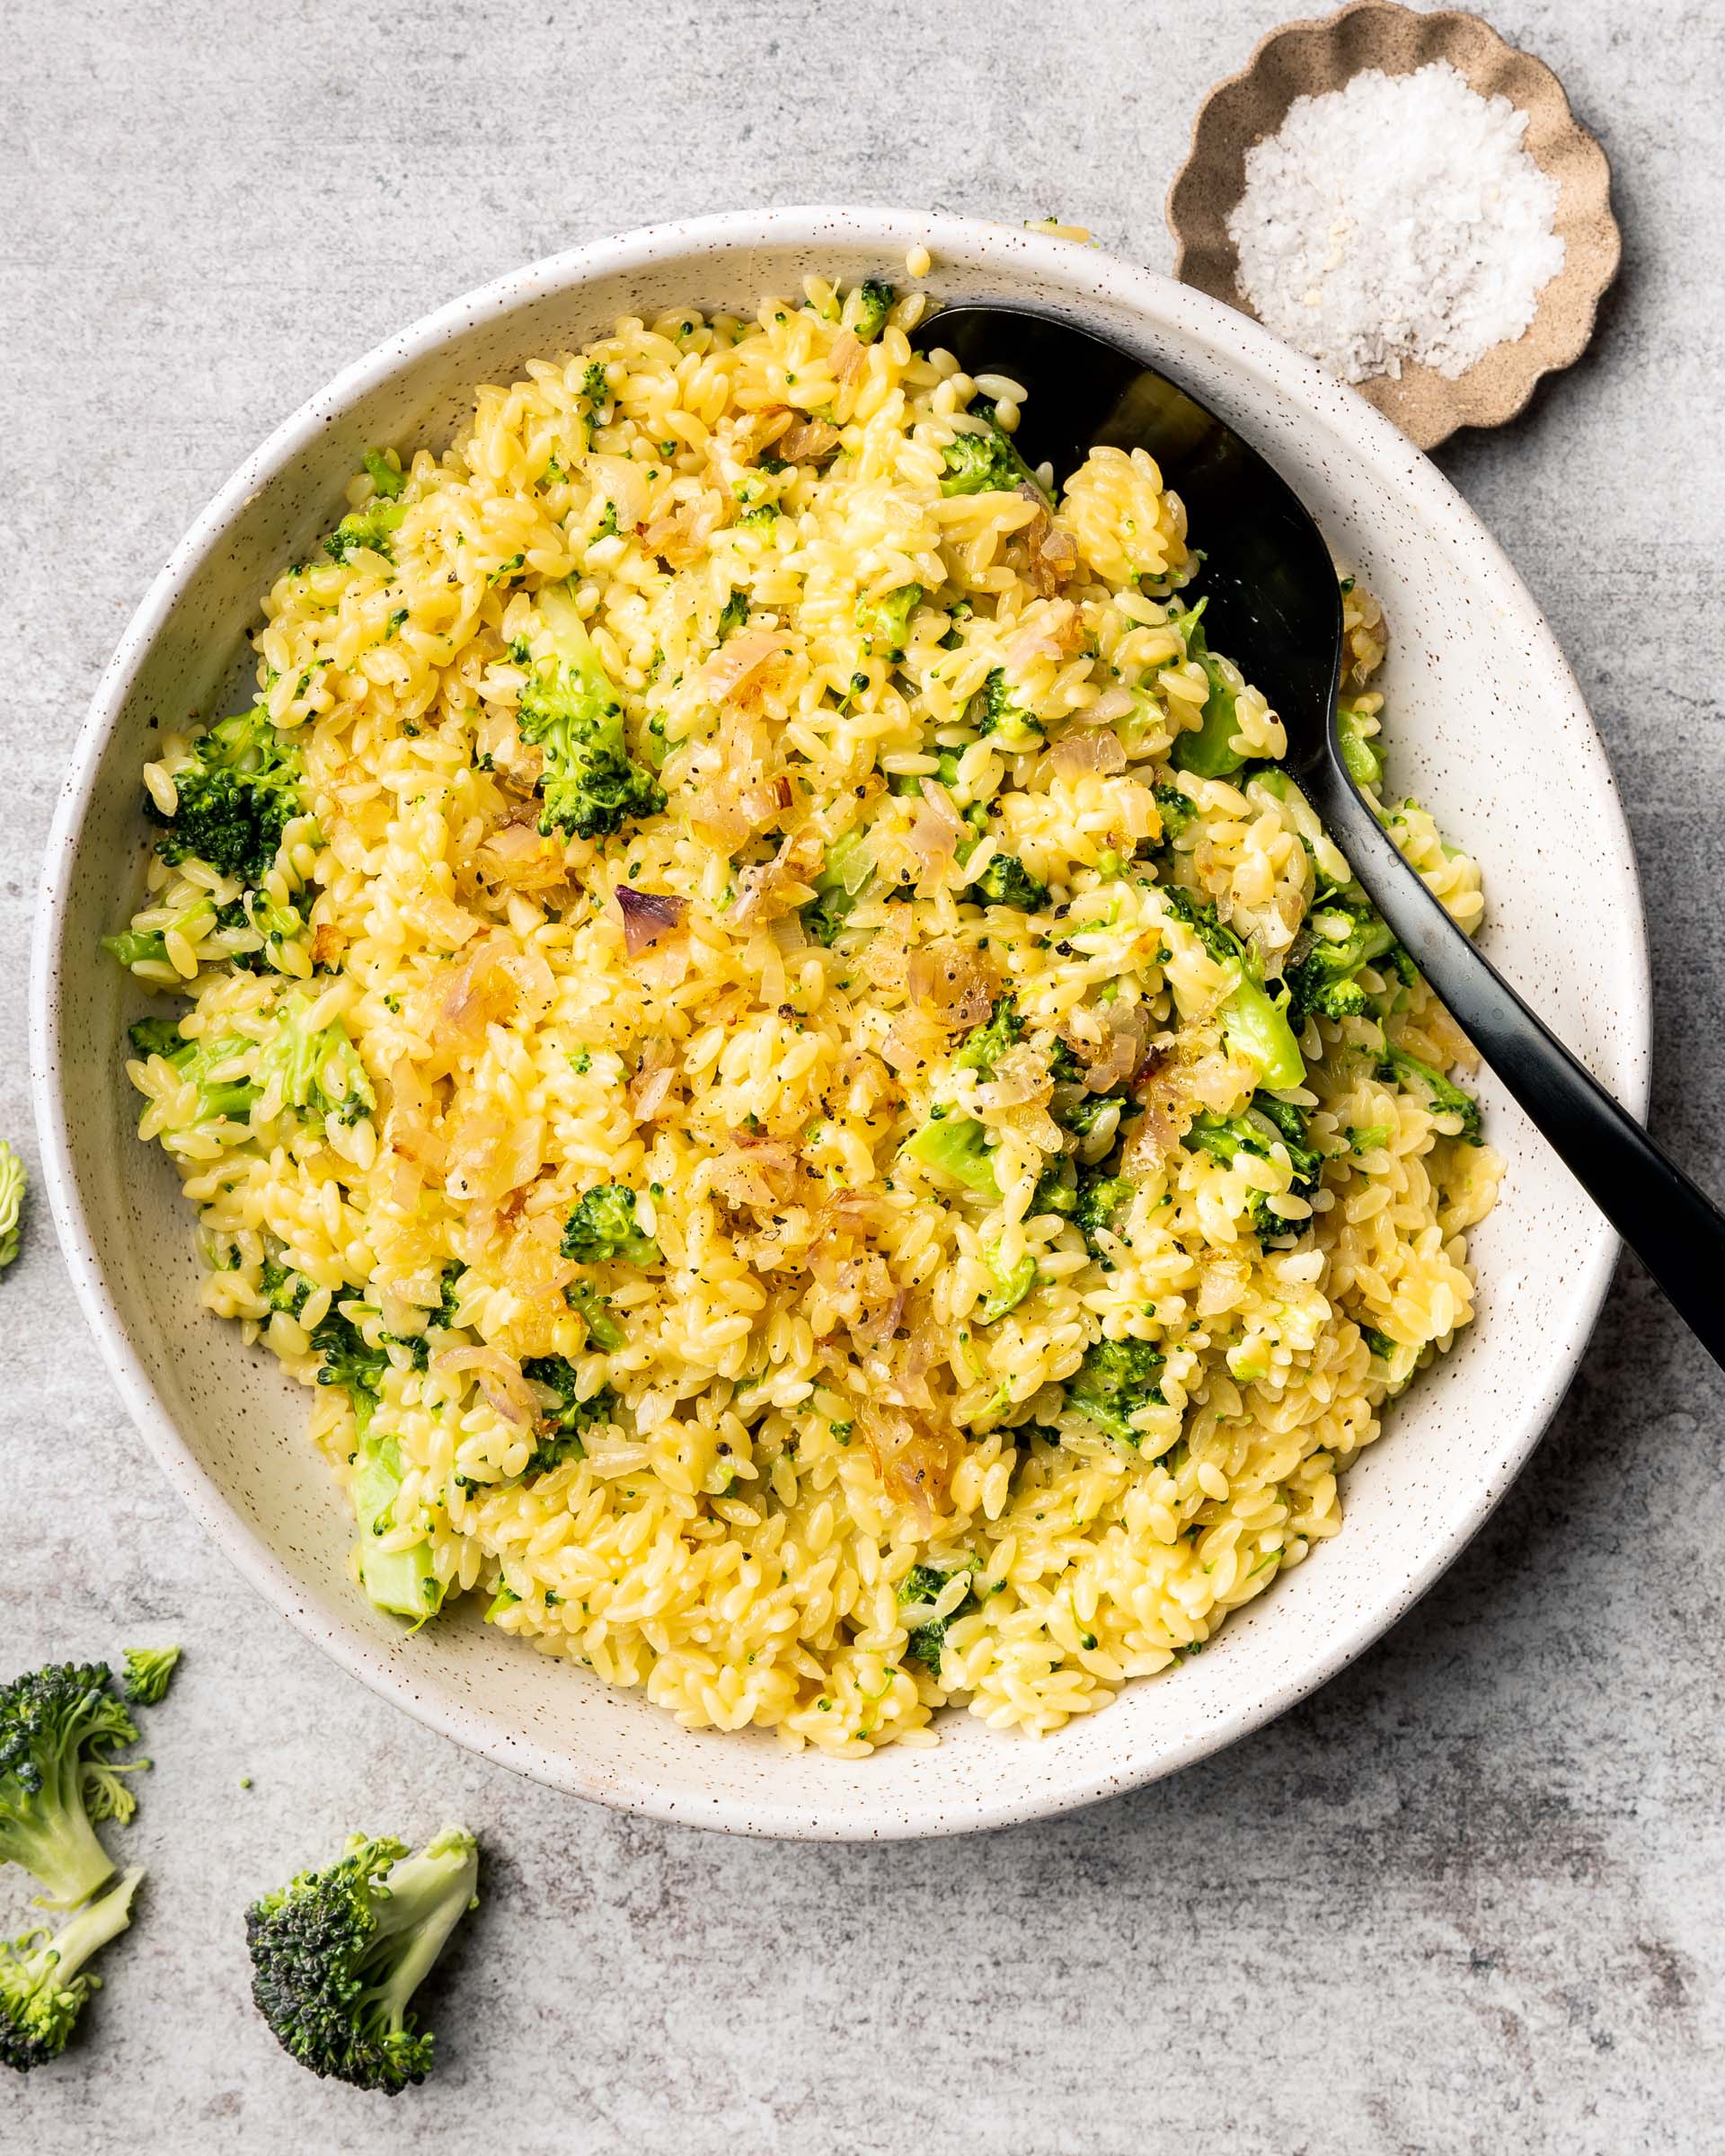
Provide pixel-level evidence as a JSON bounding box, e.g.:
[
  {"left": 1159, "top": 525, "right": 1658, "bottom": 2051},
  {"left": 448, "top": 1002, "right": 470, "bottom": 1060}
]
[{"left": 1304, "top": 751, "right": 1725, "bottom": 1371}]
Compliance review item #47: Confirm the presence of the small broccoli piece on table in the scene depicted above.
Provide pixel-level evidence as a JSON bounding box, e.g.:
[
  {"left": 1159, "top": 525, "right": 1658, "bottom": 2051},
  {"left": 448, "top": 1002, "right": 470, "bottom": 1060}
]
[
  {"left": 1066, "top": 1337, "right": 1167, "bottom": 1449},
  {"left": 119, "top": 1648, "right": 181, "bottom": 1708},
  {"left": 904, "top": 1117, "right": 1001, "bottom": 1201},
  {"left": 147, "top": 703, "right": 305, "bottom": 887},
  {"left": 0, "top": 1141, "right": 23, "bottom": 1271},
  {"left": 562, "top": 1184, "right": 660, "bottom": 1267},
  {"left": 1074, "top": 1169, "right": 1137, "bottom": 1259},
  {"left": 855, "top": 581, "right": 922, "bottom": 660},
  {"left": 325, "top": 499, "right": 405, "bottom": 565},
  {"left": 515, "top": 582, "right": 666, "bottom": 842},
  {"left": 1185, "top": 1094, "right": 1322, "bottom": 1238},
  {"left": 966, "top": 667, "right": 1044, "bottom": 752},
  {"left": 800, "top": 829, "right": 874, "bottom": 947},
  {"left": 939, "top": 399, "right": 1049, "bottom": 503},
  {"left": 972, "top": 850, "right": 1048, "bottom": 911},
  {"left": 1337, "top": 700, "right": 1383, "bottom": 791},
  {"left": 361, "top": 448, "right": 407, "bottom": 501},
  {"left": 564, "top": 1279, "right": 624, "bottom": 1352},
  {"left": 1161, "top": 886, "right": 1305, "bottom": 1092},
  {"left": 953, "top": 996, "right": 1022, "bottom": 1080},
  {"left": 1381, "top": 1046, "right": 1482, "bottom": 1144},
  {"left": 1284, "top": 894, "right": 1403, "bottom": 1026},
  {"left": 245, "top": 1827, "right": 479, "bottom": 2095},
  {"left": 520, "top": 1358, "right": 616, "bottom": 1473},
  {"left": 849, "top": 278, "right": 895, "bottom": 344},
  {"left": 0, "top": 1866, "right": 142, "bottom": 2075},
  {"left": 898, "top": 1560, "right": 980, "bottom": 1676},
  {"left": 1166, "top": 602, "right": 1249, "bottom": 780},
  {"left": 0, "top": 1663, "right": 143, "bottom": 1907}
]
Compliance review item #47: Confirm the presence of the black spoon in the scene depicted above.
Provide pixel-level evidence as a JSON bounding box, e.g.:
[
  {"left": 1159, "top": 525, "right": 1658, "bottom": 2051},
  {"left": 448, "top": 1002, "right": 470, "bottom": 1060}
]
[{"left": 921, "top": 304, "right": 1725, "bottom": 1370}]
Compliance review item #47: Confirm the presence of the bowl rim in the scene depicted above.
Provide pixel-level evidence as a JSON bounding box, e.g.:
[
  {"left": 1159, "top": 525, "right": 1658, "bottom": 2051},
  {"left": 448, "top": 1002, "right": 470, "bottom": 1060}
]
[{"left": 28, "top": 204, "right": 1650, "bottom": 1838}]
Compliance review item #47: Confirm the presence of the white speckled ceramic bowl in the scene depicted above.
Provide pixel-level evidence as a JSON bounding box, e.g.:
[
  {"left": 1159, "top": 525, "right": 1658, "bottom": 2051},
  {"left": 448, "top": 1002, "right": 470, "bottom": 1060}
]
[{"left": 31, "top": 208, "right": 1648, "bottom": 1839}]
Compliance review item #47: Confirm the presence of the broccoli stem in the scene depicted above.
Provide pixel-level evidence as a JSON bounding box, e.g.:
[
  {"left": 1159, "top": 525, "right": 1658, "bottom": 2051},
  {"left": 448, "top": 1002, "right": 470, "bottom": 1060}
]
[
  {"left": 365, "top": 1831, "right": 479, "bottom": 2033},
  {"left": 351, "top": 1417, "right": 444, "bottom": 1626}
]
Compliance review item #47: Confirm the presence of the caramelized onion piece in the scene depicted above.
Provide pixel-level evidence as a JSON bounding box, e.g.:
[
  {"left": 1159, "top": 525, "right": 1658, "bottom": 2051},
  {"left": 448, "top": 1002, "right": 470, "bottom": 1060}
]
[
  {"left": 777, "top": 415, "right": 841, "bottom": 463},
  {"left": 430, "top": 1344, "right": 540, "bottom": 1427},
  {"left": 615, "top": 885, "right": 688, "bottom": 956},
  {"left": 703, "top": 625, "right": 787, "bottom": 702},
  {"left": 1050, "top": 729, "right": 1127, "bottom": 781}
]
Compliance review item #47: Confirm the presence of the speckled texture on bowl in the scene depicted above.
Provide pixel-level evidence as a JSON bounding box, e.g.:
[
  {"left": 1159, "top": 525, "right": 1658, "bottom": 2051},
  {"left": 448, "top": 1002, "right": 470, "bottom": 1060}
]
[{"left": 30, "top": 206, "right": 1649, "bottom": 1840}]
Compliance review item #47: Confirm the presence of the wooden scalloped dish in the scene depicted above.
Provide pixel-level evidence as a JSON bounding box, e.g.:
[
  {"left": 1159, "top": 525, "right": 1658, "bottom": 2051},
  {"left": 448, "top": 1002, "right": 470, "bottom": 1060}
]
[{"left": 1166, "top": 0, "right": 1621, "bottom": 450}]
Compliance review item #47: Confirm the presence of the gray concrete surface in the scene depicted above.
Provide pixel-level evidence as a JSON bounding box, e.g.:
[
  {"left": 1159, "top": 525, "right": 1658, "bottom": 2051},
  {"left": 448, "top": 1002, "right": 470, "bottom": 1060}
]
[{"left": 3, "top": 1, "right": 1721, "bottom": 2147}]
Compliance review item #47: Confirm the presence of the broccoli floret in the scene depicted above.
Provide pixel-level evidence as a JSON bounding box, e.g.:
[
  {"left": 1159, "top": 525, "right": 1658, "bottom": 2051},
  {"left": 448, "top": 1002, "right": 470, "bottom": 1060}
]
[
  {"left": 953, "top": 996, "right": 1022, "bottom": 1079},
  {"left": 102, "top": 929, "right": 169, "bottom": 969},
  {"left": 1154, "top": 783, "right": 1197, "bottom": 843},
  {"left": 1074, "top": 1170, "right": 1136, "bottom": 1259},
  {"left": 515, "top": 583, "right": 665, "bottom": 842},
  {"left": 966, "top": 667, "right": 1044, "bottom": 751},
  {"left": 260, "top": 1257, "right": 311, "bottom": 1317},
  {"left": 1161, "top": 886, "right": 1305, "bottom": 1091},
  {"left": 1031, "top": 1156, "right": 1079, "bottom": 1219},
  {"left": 0, "top": 1141, "right": 23, "bottom": 1272},
  {"left": 850, "top": 278, "right": 894, "bottom": 344},
  {"left": 217, "top": 889, "right": 307, "bottom": 975},
  {"left": 147, "top": 704, "right": 305, "bottom": 887},
  {"left": 134, "top": 1025, "right": 259, "bottom": 1126},
  {"left": 325, "top": 499, "right": 405, "bottom": 565},
  {"left": 255, "top": 994, "right": 376, "bottom": 1127},
  {"left": 1285, "top": 895, "right": 1401, "bottom": 1026},
  {"left": 312, "top": 1308, "right": 390, "bottom": 1401},
  {"left": 939, "top": 399, "right": 1048, "bottom": 502},
  {"left": 564, "top": 1280, "right": 624, "bottom": 1352},
  {"left": 1166, "top": 603, "right": 1248, "bottom": 779},
  {"left": 1185, "top": 1094, "right": 1322, "bottom": 1238},
  {"left": 119, "top": 1648, "right": 181, "bottom": 1708},
  {"left": 0, "top": 1664, "right": 143, "bottom": 1907},
  {"left": 977, "top": 1243, "right": 1037, "bottom": 1323},
  {"left": 126, "top": 1016, "right": 184, "bottom": 1061},
  {"left": 244, "top": 1827, "right": 479, "bottom": 2094},
  {"left": 904, "top": 1117, "right": 1001, "bottom": 1200},
  {"left": 898, "top": 1560, "right": 979, "bottom": 1675},
  {"left": 362, "top": 449, "right": 407, "bottom": 500},
  {"left": 520, "top": 1359, "right": 616, "bottom": 1473},
  {"left": 581, "top": 360, "right": 610, "bottom": 411},
  {"left": 561, "top": 1184, "right": 660, "bottom": 1267},
  {"left": 800, "top": 828, "right": 873, "bottom": 947},
  {"left": 855, "top": 581, "right": 922, "bottom": 660},
  {"left": 1381, "top": 1047, "right": 1482, "bottom": 1144},
  {"left": 1055, "top": 1087, "right": 1135, "bottom": 1138},
  {"left": 315, "top": 1312, "right": 444, "bottom": 1626},
  {"left": 1066, "top": 1337, "right": 1167, "bottom": 1448},
  {"left": 718, "top": 588, "right": 750, "bottom": 639},
  {"left": 972, "top": 850, "right": 1048, "bottom": 911},
  {"left": 1337, "top": 699, "right": 1384, "bottom": 791},
  {"left": 0, "top": 1867, "right": 141, "bottom": 2075}
]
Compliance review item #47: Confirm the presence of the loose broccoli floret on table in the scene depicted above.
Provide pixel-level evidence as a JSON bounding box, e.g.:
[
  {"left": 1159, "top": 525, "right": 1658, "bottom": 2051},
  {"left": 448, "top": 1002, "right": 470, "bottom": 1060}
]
[
  {"left": 244, "top": 1827, "right": 479, "bottom": 2095},
  {"left": 515, "top": 582, "right": 665, "bottom": 842},
  {"left": 0, "top": 1663, "right": 144, "bottom": 1907},
  {"left": 146, "top": 703, "right": 305, "bottom": 888},
  {"left": 1381, "top": 1046, "right": 1482, "bottom": 1144},
  {"left": 119, "top": 1648, "right": 181, "bottom": 1708},
  {"left": 1065, "top": 1337, "right": 1168, "bottom": 1449},
  {"left": 1161, "top": 886, "right": 1305, "bottom": 1092},
  {"left": 562, "top": 1184, "right": 661, "bottom": 1267},
  {"left": 0, "top": 1866, "right": 142, "bottom": 2074}
]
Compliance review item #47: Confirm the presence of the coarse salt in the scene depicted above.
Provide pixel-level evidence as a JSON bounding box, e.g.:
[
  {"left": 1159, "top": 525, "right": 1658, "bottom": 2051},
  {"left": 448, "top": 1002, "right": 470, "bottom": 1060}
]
[{"left": 1227, "top": 60, "right": 1566, "bottom": 384}]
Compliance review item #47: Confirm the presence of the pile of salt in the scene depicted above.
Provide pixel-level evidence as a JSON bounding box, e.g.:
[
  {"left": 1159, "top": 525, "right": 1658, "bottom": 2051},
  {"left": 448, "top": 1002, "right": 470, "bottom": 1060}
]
[{"left": 1227, "top": 59, "right": 1565, "bottom": 384}]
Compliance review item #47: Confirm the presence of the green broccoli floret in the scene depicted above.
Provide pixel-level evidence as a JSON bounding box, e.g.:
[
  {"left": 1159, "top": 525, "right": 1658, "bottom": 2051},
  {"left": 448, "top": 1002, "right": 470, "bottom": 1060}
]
[
  {"left": 127, "top": 1016, "right": 184, "bottom": 1061},
  {"left": 216, "top": 889, "right": 307, "bottom": 976},
  {"left": 1285, "top": 895, "right": 1402, "bottom": 1026},
  {"left": 1054, "top": 1087, "right": 1135, "bottom": 1138},
  {"left": 0, "top": 1664, "right": 142, "bottom": 1907},
  {"left": 0, "top": 1141, "right": 24, "bottom": 1272},
  {"left": 1154, "top": 782, "right": 1197, "bottom": 843},
  {"left": 800, "top": 828, "right": 874, "bottom": 947},
  {"left": 972, "top": 850, "right": 1048, "bottom": 911},
  {"left": 966, "top": 667, "right": 1044, "bottom": 751},
  {"left": 1381, "top": 1047, "right": 1482, "bottom": 1144},
  {"left": 977, "top": 1242, "right": 1037, "bottom": 1323},
  {"left": 515, "top": 583, "right": 665, "bottom": 841},
  {"left": 244, "top": 1827, "right": 479, "bottom": 2094},
  {"left": 1065, "top": 1337, "right": 1167, "bottom": 1448},
  {"left": 255, "top": 994, "right": 376, "bottom": 1127},
  {"left": 904, "top": 1117, "right": 1001, "bottom": 1200},
  {"left": 953, "top": 996, "right": 1022, "bottom": 1079},
  {"left": 1161, "top": 886, "right": 1305, "bottom": 1091},
  {"left": 260, "top": 1257, "right": 311, "bottom": 1317},
  {"left": 362, "top": 449, "right": 407, "bottom": 500},
  {"left": 102, "top": 929, "right": 169, "bottom": 969},
  {"left": 1074, "top": 1169, "right": 1137, "bottom": 1259},
  {"left": 564, "top": 1279, "right": 624, "bottom": 1352},
  {"left": 325, "top": 499, "right": 405, "bottom": 565},
  {"left": 1031, "top": 1156, "right": 1079, "bottom": 1219},
  {"left": 939, "top": 399, "right": 1048, "bottom": 502},
  {"left": 147, "top": 704, "right": 305, "bottom": 887},
  {"left": 1166, "top": 602, "right": 1248, "bottom": 779},
  {"left": 1337, "top": 699, "right": 1383, "bottom": 791},
  {"left": 718, "top": 588, "right": 750, "bottom": 639},
  {"left": 310, "top": 1306, "right": 442, "bottom": 1621},
  {"left": 850, "top": 278, "right": 894, "bottom": 344},
  {"left": 119, "top": 1649, "right": 180, "bottom": 1708},
  {"left": 131, "top": 1024, "right": 259, "bottom": 1126},
  {"left": 855, "top": 581, "right": 922, "bottom": 660},
  {"left": 520, "top": 1359, "right": 616, "bottom": 1473},
  {"left": 0, "top": 1867, "right": 141, "bottom": 2074},
  {"left": 561, "top": 1184, "right": 660, "bottom": 1267},
  {"left": 898, "top": 1560, "right": 980, "bottom": 1675},
  {"left": 1185, "top": 1094, "right": 1322, "bottom": 1238},
  {"left": 581, "top": 361, "right": 610, "bottom": 411},
  {"left": 312, "top": 1307, "right": 390, "bottom": 1401}
]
